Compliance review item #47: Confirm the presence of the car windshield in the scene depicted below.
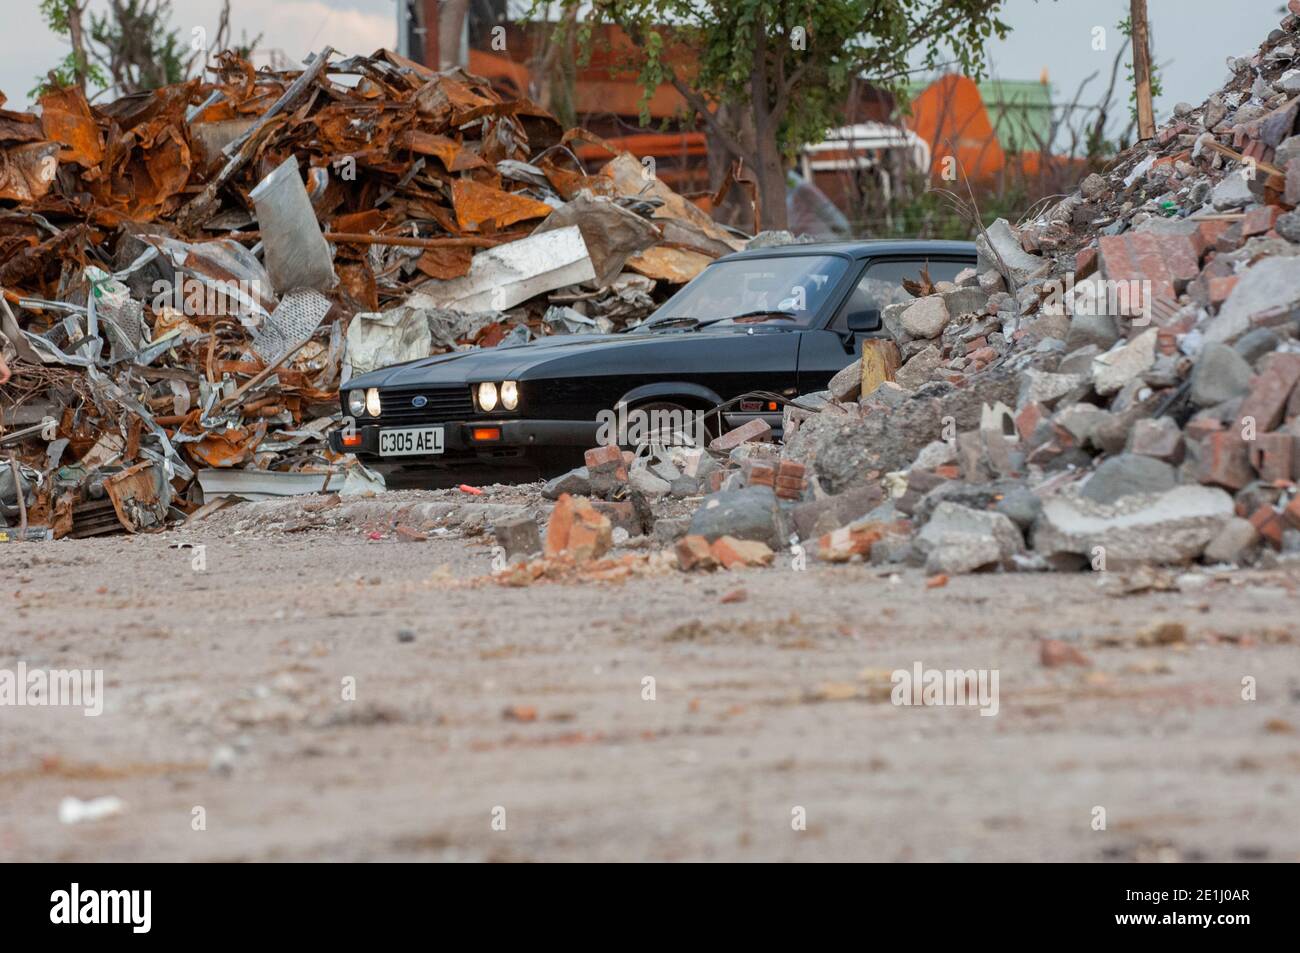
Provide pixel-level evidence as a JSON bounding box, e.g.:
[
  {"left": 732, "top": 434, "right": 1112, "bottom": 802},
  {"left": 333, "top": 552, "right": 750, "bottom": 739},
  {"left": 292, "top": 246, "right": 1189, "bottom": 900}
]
[{"left": 635, "top": 255, "right": 850, "bottom": 331}]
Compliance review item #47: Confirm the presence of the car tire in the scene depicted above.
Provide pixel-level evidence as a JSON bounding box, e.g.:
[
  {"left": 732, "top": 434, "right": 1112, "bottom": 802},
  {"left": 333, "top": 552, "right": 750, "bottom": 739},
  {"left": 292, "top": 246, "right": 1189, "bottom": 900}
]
[{"left": 625, "top": 399, "right": 720, "bottom": 450}]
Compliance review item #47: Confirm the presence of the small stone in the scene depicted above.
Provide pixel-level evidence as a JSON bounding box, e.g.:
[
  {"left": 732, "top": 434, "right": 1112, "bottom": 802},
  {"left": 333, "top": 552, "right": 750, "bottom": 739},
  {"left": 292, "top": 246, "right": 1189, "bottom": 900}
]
[
  {"left": 916, "top": 502, "right": 1024, "bottom": 564},
  {"left": 629, "top": 468, "right": 671, "bottom": 499},
  {"left": 895, "top": 344, "right": 943, "bottom": 388},
  {"left": 1079, "top": 173, "right": 1107, "bottom": 200},
  {"left": 975, "top": 218, "right": 1047, "bottom": 285},
  {"left": 1064, "top": 310, "right": 1118, "bottom": 352},
  {"left": 1127, "top": 417, "right": 1184, "bottom": 463},
  {"left": 687, "top": 485, "right": 784, "bottom": 548},
  {"left": 1233, "top": 327, "right": 1280, "bottom": 365},
  {"left": 828, "top": 358, "right": 862, "bottom": 401},
  {"left": 1211, "top": 174, "right": 1254, "bottom": 210},
  {"left": 1092, "top": 328, "right": 1157, "bottom": 396},
  {"left": 1275, "top": 209, "right": 1300, "bottom": 242},
  {"left": 543, "top": 466, "right": 589, "bottom": 500},
  {"left": 1081, "top": 454, "right": 1177, "bottom": 505},
  {"left": 1203, "top": 517, "right": 1260, "bottom": 564},
  {"left": 653, "top": 517, "right": 691, "bottom": 544},
  {"left": 492, "top": 513, "right": 542, "bottom": 561},
  {"left": 900, "top": 297, "right": 951, "bottom": 339},
  {"left": 924, "top": 532, "right": 1002, "bottom": 575},
  {"left": 994, "top": 485, "right": 1042, "bottom": 531},
  {"left": 1190, "top": 343, "right": 1254, "bottom": 408}
]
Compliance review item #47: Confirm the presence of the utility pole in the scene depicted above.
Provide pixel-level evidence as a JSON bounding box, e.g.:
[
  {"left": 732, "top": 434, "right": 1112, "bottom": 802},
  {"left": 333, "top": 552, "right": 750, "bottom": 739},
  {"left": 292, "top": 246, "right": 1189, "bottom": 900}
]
[
  {"left": 1131, "top": 0, "right": 1156, "bottom": 141},
  {"left": 420, "top": 0, "right": 441, "bottom": 70}
]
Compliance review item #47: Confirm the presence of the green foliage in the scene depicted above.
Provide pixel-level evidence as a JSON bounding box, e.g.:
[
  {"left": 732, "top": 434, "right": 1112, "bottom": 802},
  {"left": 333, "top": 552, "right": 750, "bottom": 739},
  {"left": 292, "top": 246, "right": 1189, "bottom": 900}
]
[
  {"left": 89, "top": 0, "right": 189, "bottom": 89},
  {"left": 550, "top": 0, "right": 1010, "bottom": 156},
  {"left": 31, "top": 1, "right": 107, "bottom": 98}
]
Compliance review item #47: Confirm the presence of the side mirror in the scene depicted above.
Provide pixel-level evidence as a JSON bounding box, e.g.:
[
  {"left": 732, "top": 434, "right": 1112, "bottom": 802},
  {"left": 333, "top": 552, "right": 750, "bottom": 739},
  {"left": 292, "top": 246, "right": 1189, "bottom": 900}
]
[{"left": 845, "top": 308, "right": 881, "bottom": 332}]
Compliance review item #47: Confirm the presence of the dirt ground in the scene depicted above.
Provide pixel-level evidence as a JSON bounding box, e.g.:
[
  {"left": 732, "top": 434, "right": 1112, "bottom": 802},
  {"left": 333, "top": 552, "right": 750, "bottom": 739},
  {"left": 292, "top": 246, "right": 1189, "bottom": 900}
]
[{"left": 2, "top": 485, "right": 1299, "bottom": 862}]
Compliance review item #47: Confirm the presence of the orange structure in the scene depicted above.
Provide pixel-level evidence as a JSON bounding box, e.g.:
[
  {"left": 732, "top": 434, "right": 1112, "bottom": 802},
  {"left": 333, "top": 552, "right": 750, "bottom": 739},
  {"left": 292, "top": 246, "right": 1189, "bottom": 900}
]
[{"left": 905, "top": 74, "right": 1006, "bottom": 181}]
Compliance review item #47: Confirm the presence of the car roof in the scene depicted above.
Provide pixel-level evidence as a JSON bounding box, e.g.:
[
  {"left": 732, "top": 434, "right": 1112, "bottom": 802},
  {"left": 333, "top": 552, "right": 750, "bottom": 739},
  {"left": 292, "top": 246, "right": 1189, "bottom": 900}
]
[{"left": 715, "top": 239, "right": 978, "bottom": 263}]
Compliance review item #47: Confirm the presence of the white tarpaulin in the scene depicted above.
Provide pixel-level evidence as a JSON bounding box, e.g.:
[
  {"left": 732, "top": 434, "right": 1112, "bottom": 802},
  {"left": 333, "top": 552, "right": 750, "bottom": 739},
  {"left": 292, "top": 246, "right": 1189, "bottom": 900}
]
[
  {"left": 343, "top": 305, "right": 432, "bottom": 380},
  {"left": 409, "top": 225, "right": 595, "bottom": 313}
]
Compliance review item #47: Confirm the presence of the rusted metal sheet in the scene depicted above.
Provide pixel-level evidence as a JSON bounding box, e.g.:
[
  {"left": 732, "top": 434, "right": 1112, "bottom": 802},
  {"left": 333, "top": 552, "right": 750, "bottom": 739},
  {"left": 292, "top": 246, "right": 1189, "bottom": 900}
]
[
  {"left": 451, "top": 179, "right": 553, "bottom": 232},
  {"left": 39, "top": 86, "right": 105, "bottom": 168},
  {"left": 624, "top": 246, "right": 714, "bottom": 283},
  {"left": 103, "top": 461, "right": 167, "bottom": 532}
]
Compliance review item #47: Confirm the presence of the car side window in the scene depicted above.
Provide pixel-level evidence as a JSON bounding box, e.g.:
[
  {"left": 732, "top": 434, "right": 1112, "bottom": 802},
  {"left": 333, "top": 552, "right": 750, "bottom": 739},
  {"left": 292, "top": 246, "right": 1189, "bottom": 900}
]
[{"left": 831, "top": 259, "right": 970, "bottom": 332}]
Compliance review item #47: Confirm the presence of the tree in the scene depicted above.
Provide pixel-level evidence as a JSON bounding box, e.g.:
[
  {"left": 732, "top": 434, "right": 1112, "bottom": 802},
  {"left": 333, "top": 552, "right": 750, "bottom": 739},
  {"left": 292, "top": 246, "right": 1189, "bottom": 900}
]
[
  {"left": 88, "top": 0, "right": 189, "bottom": 94},
  {"left": 33, "top": 1, "right": 105, "bottom": 95},
  {"left": 34, "top": 0, "right": 261, "bottom": 99},
  {"left": 559, "top": 0, "right": 1009, "bottom": 230}
]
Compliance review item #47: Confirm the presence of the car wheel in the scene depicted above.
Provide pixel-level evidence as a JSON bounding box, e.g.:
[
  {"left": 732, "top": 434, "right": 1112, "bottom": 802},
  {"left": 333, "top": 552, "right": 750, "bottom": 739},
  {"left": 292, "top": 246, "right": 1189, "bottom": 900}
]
[{"left": 625, "top": 400, "right": 719, "bottom": 451}]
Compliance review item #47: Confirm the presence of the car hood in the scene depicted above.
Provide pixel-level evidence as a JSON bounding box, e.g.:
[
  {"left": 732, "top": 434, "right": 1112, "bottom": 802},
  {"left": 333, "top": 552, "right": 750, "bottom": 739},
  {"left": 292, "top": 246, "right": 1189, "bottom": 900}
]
[{"left": 345, "top": 326, "right": 792, "bottom": 388}]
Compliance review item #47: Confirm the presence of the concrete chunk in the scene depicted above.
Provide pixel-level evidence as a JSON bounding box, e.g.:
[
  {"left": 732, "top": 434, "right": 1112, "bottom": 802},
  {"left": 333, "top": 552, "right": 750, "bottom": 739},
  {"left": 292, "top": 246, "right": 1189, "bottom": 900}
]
[{"left": 1032, "top": 485, "right": 1235, "bottom": 566}]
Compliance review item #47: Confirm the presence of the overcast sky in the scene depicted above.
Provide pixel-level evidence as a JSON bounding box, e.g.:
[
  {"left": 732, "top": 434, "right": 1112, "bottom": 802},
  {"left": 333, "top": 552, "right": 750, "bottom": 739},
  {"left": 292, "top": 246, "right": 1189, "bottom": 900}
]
[{"left": 0, "top": 0, "right": 1288, "bottom": 123}]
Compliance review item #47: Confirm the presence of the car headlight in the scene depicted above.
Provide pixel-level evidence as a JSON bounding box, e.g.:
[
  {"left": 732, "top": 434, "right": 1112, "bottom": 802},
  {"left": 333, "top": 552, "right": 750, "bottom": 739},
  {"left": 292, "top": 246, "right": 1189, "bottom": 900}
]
[
  {"left": 347, "top": 389, "right": 366, "bottom": 416},
  {"left": 501, "top": 380, "right": 519, "bottom": 410},
  {"left": 365, "top": 387, "right": 381, "bottom": 417},
  {"left": 477, "top": 381, "right": 498, "bottom": 412}
]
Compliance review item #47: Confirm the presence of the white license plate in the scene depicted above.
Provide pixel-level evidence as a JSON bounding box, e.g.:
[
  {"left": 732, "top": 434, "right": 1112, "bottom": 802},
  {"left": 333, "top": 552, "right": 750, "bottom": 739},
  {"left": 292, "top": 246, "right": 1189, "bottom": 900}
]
[{"left": 379, "top": 426, "right": 445, "bottom": 457}]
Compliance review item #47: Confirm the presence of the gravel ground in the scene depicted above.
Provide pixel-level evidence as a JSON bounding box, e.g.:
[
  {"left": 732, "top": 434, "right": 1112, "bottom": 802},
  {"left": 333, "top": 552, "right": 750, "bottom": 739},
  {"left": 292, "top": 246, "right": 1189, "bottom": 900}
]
[{"left": 2, "top": 489, "right": 1298, "bottom": 862}]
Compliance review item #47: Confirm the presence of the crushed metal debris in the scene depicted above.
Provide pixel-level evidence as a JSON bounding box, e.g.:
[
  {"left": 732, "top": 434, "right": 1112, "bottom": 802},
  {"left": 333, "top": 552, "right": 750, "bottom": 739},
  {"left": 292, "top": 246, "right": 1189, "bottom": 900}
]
[{"left": 0, "top": 48, "right": 742, "bottom": 536}]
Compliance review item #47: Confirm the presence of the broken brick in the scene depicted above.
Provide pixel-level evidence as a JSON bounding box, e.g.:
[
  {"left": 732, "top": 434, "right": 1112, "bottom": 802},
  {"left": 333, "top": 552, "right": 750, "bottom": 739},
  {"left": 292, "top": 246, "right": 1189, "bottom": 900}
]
[
  {"left": 1237, "top": 353, "right": 1300, "bottom": 434},
  {"left": 1198, "top": 432, "right": 1253, "bottom": 490},
  {"left": 1015, "top": 401, "right": 1048, "bottom": 443},
  {"left": 708, "top": 418, "right": 772, "bottom": 452},
  {"left": 816, "top": 520, "right": 907, "bottom": 563},
  {"left": 589, "top": 500, "right": 639, "bottom": 537},
  {"left": 1249, "top": 432, "right": 1295, "bottom": 483},
  {"left": 675, "top": 534, "right": 717, "bottom": 571},
  {"left": 1283, "top": 495, "right": 1300, "bottom": 531},
  {"left": 1206, "top": 275, "right": 1239, "bottom": 306},
  {"left": 709, "top": 535, "right": 774, "bottom": 569},
  {"left": 545, "top": 494, "right": 611, "bottom": 562},
  {"left": 1098, "top": 231, "right": 1200, "bottom": 302},
  {"left": 1249, "top": 504, "right": 1286, "bottom": 548},
  {"left": 584, "top": 444, "right": 623, "bottom": 469},
  {"left": 1241, "top": 205, "right": 1278, "bottom": 237},
  {"left": 1074, "top": 245, "right": 1097, "bottom": 278}
]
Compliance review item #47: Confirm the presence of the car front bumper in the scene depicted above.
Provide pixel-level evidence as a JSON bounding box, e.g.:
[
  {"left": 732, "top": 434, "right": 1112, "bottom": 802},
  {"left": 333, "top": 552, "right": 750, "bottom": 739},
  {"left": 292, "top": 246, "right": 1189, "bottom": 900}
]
[{"left": 329, "top": 418, "right": 601, "bottom": 460}]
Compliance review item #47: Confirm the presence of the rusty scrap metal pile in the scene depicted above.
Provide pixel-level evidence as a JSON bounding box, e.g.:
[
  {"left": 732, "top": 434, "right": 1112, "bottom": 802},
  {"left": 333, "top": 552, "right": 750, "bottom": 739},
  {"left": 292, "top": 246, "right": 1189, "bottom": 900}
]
[{"left": 0, "top": 47, "right": 744, "bottom": 538}]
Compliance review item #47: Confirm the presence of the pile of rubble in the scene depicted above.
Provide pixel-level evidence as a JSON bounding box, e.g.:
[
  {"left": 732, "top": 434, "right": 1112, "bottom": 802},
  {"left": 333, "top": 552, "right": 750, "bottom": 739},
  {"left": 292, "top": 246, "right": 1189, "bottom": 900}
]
[
  {"left": 0, "top": 48, "right": 746, "bottom": 538},
  {"left": 513, "top": 7, "right": 1300, "bottom": 579}
]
